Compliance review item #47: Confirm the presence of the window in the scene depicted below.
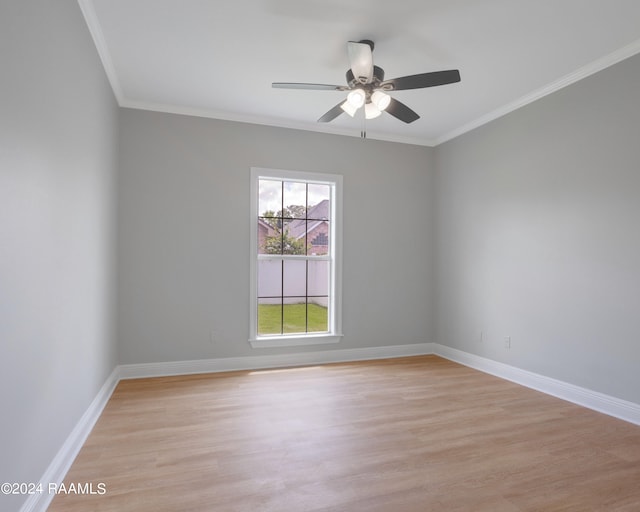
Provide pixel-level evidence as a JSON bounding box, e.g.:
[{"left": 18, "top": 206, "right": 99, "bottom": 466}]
[
  {"left": 311, "top": 233, "right": 328, "bottom": 247},
  {"left": 250, "top": 168, "right": 343, "bottom": 348}
]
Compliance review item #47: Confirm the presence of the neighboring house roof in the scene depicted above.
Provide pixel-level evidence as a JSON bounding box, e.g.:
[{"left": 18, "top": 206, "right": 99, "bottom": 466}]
[
  {"left": 286, "top": 200, "right": 329, "bottom": 240},
  {"left": 307, "top": 199, "right": 329, "bottom": 221},
  {"left": 258, "top": 218, "right": 276, "bottom": 235}
]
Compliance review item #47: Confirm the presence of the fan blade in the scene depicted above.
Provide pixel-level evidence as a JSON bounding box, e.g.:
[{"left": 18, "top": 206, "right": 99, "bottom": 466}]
[
  {"left": 318, "top": 102, "right": 345, "bottom": 123},
  {"left": 382, "top": 70, "right": 460, "bottom": 91},
  {"left": 272, "top": 82, "right": 348, "bottom": 91},
  {"left": 347, "top": 41, "right": 373, "bottom": 84},
  {"left": 385, "top": 97, "right": 420, "bottom": 123}
]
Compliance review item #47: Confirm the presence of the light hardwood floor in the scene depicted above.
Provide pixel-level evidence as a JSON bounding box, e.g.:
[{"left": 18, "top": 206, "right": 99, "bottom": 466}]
[{"left": 49, "top": 356, "right": 640, "bottom": 511}]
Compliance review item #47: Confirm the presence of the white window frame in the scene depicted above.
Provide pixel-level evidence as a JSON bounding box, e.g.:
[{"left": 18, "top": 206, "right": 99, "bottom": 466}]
[{"left": 249, "top": 167, "right": 343, "bottom": 348}]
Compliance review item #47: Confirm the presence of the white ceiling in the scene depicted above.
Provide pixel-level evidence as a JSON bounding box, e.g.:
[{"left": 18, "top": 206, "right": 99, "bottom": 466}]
[{"left": 80, "top": 0, "right": 640, "bottom": 146}]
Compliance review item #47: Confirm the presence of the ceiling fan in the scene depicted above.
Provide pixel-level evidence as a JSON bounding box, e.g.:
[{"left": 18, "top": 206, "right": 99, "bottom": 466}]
[{"left": 272, "top": 40, "right": 461, "bottom": 124}]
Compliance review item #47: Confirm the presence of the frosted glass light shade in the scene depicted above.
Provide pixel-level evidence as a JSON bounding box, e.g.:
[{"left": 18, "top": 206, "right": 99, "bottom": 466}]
[
  {"left": 371, "top": 90, "right": 391, "bottom": 111},
  {"left": 346, "top": 89, "right": 366, "bottom": 108},
  {"left": 365, "top": 102, "right": 381, "bottom": 119},
  {"left": 340, "top": 100, "right": 358, "bottom": 117}
]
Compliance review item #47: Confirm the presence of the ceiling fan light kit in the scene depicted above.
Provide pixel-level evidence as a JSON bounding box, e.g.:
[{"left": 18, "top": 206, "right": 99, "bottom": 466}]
[
  {"left": 341, "top": 88, "right": 388, "bottom": 118},
  {"left": 273, "top": 40, "right": 461, "bottom": 125}
]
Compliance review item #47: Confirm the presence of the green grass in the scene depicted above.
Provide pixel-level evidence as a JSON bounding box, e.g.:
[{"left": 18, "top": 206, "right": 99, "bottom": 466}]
[{"left": 258, "top": 303, "right": 328, "bottom": 335}]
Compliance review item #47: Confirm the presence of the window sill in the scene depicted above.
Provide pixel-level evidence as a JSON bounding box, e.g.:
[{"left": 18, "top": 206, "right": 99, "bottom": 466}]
[{"left": 249, "top": 333, "right": 343, "bottom": 349}]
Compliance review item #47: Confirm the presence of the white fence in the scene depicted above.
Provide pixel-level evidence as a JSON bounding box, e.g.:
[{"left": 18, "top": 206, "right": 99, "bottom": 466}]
[{"left": 258, "top": 260, "right": 328, "bottom": 307}]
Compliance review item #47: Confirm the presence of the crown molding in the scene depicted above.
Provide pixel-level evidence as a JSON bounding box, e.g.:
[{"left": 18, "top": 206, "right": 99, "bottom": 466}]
[
  {"left": 434, "top": 37, "right": 640, "bottom": 145},
  {"left": 77, "top": 0, "right": 124, "bottom": 103},
  {"left": 79, "top": 0, "right": 640, "bottom": 148},
  {"left": 119, "top": 98, "right": 436, "bottom": 147},
  {"left": 78, "top": 0, "right": 434, "bottom": 147}
]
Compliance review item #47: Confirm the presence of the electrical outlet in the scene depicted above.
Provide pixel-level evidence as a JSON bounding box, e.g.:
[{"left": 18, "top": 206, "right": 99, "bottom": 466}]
[
  {"left": 504, "top": 336, "right": 511, "bottom": 349},
  {"left": 210, "top": 330, "right": 218, "bottom": 344}
]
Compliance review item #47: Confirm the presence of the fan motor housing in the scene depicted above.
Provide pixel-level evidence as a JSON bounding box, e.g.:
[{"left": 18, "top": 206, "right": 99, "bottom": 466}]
[{"left": 345, "top": 65, "right": 385, "bottom": 87}]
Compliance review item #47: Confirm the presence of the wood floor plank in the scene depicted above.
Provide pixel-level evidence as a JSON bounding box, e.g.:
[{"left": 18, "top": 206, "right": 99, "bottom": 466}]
[{"left": 48, "top": 356, "right": 640, "bottom": 511}]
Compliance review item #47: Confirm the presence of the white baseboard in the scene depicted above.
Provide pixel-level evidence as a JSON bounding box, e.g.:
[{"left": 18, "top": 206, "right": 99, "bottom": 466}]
[
  {"left": 433, "top": 344, "right": 640, "bottom": 426},
  {"left": 118, "top": 342, "right": 640, "bottom": 425},
  {"left": 119, "top": 342, "right": 436, "bottom": 379},
  {"left": 20, "top": 342, "right": 431, "bottom": 511},
  {"left": 23, "top": 341, "right": 640, "bottom": 512},
  {"left": 20, "top": 367, "right": 120, "bottom": 512}
]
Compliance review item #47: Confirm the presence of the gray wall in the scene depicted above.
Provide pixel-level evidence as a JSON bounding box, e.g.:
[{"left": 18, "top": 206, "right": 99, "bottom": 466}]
[
  {"left": 117, "top": 110, "right": 435, "bottom": 363},
  {"left": 0, "top": 1, "right": 118, "bottom": 510},
  {"left": 434, "top": 54, "right": 640, "bottom": 404},
  {"left": 3, "top": 4, "right": 639, "bottom": 508}
]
